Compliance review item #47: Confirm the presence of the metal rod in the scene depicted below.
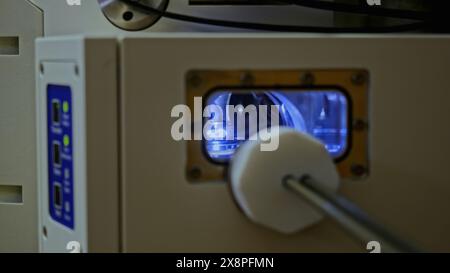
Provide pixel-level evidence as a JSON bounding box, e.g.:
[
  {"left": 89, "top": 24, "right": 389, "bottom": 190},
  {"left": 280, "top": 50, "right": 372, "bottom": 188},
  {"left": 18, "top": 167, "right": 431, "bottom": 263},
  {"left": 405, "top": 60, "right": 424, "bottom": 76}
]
[{"left": 283, "top": 175, "right": 419, "bottom": 253}]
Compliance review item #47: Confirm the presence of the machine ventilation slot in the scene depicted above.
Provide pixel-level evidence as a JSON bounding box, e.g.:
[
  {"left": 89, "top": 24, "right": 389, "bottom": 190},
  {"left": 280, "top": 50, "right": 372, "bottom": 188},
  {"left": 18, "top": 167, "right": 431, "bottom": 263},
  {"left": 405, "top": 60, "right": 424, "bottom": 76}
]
[
  {"left": 0, "top": 185, "right": 23, "bottom": 204},
  {"left": 0, "top": 37, "right": 19, "bottom": 55}
]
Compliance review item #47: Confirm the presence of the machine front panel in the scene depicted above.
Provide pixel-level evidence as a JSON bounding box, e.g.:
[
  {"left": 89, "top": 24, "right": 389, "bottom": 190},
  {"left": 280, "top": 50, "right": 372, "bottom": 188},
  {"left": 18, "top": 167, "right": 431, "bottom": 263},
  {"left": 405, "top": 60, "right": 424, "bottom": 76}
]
[{"left": 119, "top": 36, "right": 450, "bottom": 252}]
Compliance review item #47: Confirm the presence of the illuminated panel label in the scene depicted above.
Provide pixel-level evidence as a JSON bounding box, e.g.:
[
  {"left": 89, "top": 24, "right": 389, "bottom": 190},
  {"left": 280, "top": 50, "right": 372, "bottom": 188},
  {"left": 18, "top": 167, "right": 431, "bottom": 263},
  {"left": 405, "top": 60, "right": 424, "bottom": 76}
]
[{"left": 47, "top": 85, "right": 74, "bottom": 229}]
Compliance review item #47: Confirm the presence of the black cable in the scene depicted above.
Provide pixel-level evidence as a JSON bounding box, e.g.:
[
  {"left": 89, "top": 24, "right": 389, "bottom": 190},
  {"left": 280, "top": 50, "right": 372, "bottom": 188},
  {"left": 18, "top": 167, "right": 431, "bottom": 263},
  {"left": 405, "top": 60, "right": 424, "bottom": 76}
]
[
  {"left": 119, "top": 0, "right": 424, "bottom": 33},
  {"left": 276, "top": 0, "right": 430, "bottom": 21}
]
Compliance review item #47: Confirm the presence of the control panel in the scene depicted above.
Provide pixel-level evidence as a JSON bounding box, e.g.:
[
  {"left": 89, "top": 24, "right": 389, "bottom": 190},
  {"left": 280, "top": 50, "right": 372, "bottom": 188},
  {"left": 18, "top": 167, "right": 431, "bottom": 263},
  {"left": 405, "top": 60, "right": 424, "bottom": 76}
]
[{"left": 47, "top": 84, "right": 74, "bottom": 229}]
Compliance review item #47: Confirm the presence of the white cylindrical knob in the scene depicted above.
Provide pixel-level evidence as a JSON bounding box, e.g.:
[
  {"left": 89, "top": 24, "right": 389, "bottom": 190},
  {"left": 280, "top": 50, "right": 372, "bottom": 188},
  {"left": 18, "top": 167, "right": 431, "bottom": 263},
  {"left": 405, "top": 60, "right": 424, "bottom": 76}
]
[{"left": 230, "top": 127, "right": 340, "bottom": 234}]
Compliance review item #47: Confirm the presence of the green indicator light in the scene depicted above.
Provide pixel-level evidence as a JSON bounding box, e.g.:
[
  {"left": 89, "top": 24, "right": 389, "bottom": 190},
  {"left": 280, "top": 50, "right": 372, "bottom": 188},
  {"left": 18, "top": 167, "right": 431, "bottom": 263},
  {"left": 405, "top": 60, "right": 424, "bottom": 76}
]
[
  {"left": 63, "top": 135, "right": 70, "bottom": 147},
  {"left": 63, "top": 101, "right": 69, "bottom": 113}
]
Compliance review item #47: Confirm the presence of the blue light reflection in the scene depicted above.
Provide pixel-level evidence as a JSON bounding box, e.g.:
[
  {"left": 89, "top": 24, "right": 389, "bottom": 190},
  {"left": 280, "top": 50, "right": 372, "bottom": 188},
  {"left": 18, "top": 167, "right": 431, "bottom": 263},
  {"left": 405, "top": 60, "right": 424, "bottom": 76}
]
[{"left": 204, "top": 90, "right": 348, "bottom": 162}]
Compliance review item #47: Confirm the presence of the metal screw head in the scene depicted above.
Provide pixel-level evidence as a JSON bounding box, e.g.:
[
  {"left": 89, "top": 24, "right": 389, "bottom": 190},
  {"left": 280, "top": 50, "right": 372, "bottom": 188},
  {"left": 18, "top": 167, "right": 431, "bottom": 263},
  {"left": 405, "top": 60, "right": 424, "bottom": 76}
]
[
  {"left": 351, "top": 164, "right": 368, "bottom": 178},
  {"left": 353, "top": 119, "right": 368, "bottom": 131},
  {"left": 240, "top": 72, "right": 255, "bottom": 86},
  {"left": 42, "top": 226, "right": 48, "bottom": 239},
  {"left": 351, "top": 72, "right": 367, "bottom": 86},
  {"left": 187, "top": 73, "right": 202, "bottom": 88},
  {"left": 188, "top": 167, "right": 202, "bottom": 180},
  {"left": 301, "top": 72, "right": 315, "bottom": 85}
]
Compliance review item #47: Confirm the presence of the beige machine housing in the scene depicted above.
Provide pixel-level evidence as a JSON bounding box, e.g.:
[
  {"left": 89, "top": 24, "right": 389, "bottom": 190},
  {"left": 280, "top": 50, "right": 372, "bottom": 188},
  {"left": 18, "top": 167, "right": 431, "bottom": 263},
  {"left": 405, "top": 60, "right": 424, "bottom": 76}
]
[
  {"left": 37, "top": 35, "right": 450, "bottom": 252},
  {"left": 1, "top": 0, "right": 332, "bottom": 252}
]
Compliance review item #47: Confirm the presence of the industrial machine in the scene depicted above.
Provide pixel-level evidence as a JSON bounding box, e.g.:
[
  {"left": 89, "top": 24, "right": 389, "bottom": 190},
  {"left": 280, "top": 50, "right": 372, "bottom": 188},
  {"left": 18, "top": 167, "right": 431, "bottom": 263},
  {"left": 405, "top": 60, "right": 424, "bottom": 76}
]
[
  {"left": 2, "top": 0, "right": 450, "bottom": 253},
  {"left": 1, "top": 0, "right": 330, "bottom": 252},
  {"left": 35, "top": 34, "right": 450, "bottom": 252}
]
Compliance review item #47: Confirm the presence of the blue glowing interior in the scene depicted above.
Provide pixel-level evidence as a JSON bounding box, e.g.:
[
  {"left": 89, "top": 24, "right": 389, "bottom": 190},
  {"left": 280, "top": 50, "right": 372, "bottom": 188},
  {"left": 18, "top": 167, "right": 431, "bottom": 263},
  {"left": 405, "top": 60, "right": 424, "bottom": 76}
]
[{"left": 204, "top": 90, "right": 349, "bottom": 162}]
